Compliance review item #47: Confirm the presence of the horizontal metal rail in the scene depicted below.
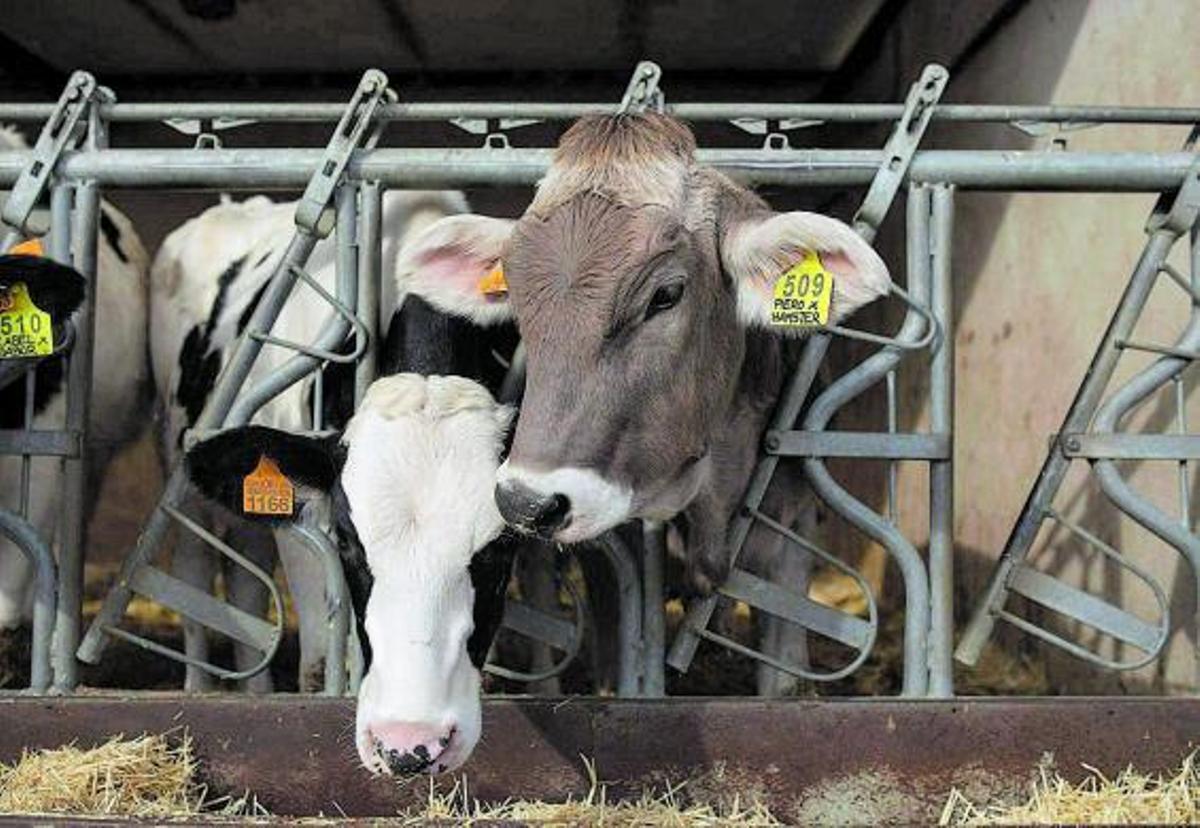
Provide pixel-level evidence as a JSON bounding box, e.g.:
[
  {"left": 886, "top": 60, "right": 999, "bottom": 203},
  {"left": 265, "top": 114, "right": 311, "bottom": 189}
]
[
  {"left": 1, "top": 101, "right": 1199, "bottom": 125},
  {"left": 0, "top": 149, "right": 1195, "bottom": 192}
]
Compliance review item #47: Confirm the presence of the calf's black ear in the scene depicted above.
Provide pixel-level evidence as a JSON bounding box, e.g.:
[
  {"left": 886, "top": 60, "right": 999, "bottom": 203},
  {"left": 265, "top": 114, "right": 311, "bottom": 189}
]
[
  {"left": 0, "top": 254, "right": 87, "bottom": 319},
  {"left": 184, "top": 425, "right": 343, "bottom": 524}
]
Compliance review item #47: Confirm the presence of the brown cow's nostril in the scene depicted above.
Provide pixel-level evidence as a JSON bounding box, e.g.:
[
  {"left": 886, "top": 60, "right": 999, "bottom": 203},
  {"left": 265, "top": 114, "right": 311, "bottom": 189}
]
[{"left": 495, "top": 481, "right": 572, "bottom": 537}]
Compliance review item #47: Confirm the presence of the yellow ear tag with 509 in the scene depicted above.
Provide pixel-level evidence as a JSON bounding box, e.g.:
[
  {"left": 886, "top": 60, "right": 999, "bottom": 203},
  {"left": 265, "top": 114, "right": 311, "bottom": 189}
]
[
  {"left": 0, "top": 282, "right": 53, "bottom": 357},
  {"left": 770, "top": 250, "right": 834, "bottom": 328},
  {"left": 242, "top": 456, "right": 294, "bottom": 516},
  {"left": 477, "top": 264, "right": 507, "bottom": 297}
]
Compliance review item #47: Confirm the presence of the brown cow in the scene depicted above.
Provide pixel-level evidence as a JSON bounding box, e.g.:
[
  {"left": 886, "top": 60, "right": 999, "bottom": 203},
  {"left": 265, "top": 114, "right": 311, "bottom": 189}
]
[{"left": 398, "top": 113, "right": 889, "bottom": 693}]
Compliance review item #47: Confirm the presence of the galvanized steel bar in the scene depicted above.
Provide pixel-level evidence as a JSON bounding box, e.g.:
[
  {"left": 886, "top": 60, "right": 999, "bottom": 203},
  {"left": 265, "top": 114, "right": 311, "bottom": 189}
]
[
  {"left": 356, "top": 182, "right": 382, "bottom": 403},
  {"left": 0, "top": 149, "right": 1193, "bottom": 192},
  {"left": 285, "top": 520, "right": 350, "bottom": 696},
  {"left": 640, "top": 522, "right": 667, "bottom": 697},
  {"left": 596, "top": 533, "right": 643, "bottom": 698},
  {"left": 928, "top": 184, "right": 956, "bottom": 697},
  {"left": 2, "top": 100, "right": 1199, "bottom": 125},
  {"left": 0, "top": 509, "right": 56, "bottom": 691},
  {"left": 766, "top": 431, "right": 949, "bottom": 460},
  {"left": 53, "top": 173, "right": 99, "bottom": 691}
]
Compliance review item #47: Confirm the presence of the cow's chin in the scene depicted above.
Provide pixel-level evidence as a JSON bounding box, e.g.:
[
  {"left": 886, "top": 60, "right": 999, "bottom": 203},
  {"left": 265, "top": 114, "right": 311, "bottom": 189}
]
[{"left": 630, "top": 453, "right": 711, "bottom": 523}]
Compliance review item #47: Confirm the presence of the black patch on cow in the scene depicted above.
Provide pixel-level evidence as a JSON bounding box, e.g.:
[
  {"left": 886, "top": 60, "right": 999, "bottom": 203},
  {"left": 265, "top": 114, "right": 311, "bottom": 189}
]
[
  {"left": 301, "top": 338, "right": 358, "bottom": 432},
  {"left": 0, "top": 356, "right": 65, "bottom": 428},
  {"left": 380, "top": 295, "right": 519, "bottom": 396},
  {"left": 99, "top": 208, "right": 127, "bottom": 264},
  {"left": 331, "top": 478, "right": 373, "bottom": 671},
  {"left": 235, "top": 279, "right": 269, "bottom": 336},
  {"left": 467, "top": 532, "right": 518, "bottom": 669},
  {"left": 253, "top": 249, "right": 273, "bottom": 270},
  {"left": 174, "top": 255, "right": 246, "bottom": 437},
  {"left": 184, "top": 423, "right": 342, "bottom": 522}
]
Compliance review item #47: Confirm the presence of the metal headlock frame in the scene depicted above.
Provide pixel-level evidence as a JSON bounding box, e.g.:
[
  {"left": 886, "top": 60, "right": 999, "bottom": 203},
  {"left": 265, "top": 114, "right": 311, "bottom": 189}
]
[
  {"left": 957, "top": 128, "right": 1200, "bottom": 677},
  {"left": 667, "top": 64, "right": 948, "bottom": 696},
  {"left": 2, "top": 61, "right": 1200, "bottom": 696}
]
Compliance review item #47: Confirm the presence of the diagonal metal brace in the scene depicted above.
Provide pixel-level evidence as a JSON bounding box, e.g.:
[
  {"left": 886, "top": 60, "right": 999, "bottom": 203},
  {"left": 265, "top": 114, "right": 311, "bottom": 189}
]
[
  {"left": 293, "top": 69, "right": 390, "bottom": 236},
  {"left": 1, "top": 71, "right": 98, "bottom": 242}
]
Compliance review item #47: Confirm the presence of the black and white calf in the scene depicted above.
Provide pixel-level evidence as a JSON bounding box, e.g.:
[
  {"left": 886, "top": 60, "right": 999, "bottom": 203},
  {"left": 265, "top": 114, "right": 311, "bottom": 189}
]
[
  {"left": 150, "top": 190, "right": 508, "bottom": 692},
  {"left": 184, "top": 373, "right": 516, "bottom": 775},
  {"left": 0, "top": 124, "right": 151, "bottom": 630}
]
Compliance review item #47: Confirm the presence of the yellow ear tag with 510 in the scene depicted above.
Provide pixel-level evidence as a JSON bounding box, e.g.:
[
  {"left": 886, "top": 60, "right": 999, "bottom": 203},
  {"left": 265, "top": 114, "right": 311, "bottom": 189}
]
[
  {"left": 770, "top": 250, "right": 834, "bottom": 328},
  {"left": 0, "top": 282, "right": 53, "bottom": 357},
  {"left": 477, "top": 264, "right": 507, "bottom": 297},
  {"left": 242, "top": 456, "right": 295, "bottom": 516}
]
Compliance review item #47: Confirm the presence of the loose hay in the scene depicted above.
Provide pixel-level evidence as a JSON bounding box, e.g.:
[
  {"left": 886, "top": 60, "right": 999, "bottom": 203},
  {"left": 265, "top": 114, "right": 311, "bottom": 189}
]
[
  {"left": 940, "top": 752, "right": 1200, "bottom": 825},
  {"left": 0, "top": 731, "right": 265, "bottom": 819},
  {"left": 408, "top": 756, "right": 783, "bottom": 827}
]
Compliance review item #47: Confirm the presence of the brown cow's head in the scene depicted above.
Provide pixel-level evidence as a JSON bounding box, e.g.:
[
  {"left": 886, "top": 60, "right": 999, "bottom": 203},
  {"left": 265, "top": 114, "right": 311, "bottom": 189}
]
[{"left": 399, "top": 114, "right": 889, "bottom": 543}]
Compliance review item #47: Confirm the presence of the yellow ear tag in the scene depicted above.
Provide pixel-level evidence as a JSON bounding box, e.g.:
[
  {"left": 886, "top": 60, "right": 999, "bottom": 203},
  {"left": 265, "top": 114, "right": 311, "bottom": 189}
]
[
  {"left": 477, "top": 264, "right": 508, "bottom": 297},
  {"left": 0, "top": 282, "right": 53, "bottom": 357},
  {"left": 770, "top": 250, "right": 834, "bottom": 328},
  {"left": 8, "top": 238, "right": 44, "bottom": 257},
  {"left": 242, "top": 456, "right": 295, "bottom": 516}
]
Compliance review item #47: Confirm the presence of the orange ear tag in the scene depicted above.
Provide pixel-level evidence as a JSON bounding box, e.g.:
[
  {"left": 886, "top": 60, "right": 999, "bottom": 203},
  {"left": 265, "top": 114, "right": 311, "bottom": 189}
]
[
  {"left": 477, "top": 264, "right": 508, "bottom": 297},
  {"left": 8, "top": 238, "right": 44, "bottom": 257},
  {"left": 242, "top": 456, "right": 295, "bottom": 516}
]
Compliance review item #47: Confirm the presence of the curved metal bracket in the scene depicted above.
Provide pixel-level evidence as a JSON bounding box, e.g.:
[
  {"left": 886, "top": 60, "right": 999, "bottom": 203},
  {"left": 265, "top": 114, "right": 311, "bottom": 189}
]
[
  {"left": 484, "top": 572, "right": 585, "bottom": 684},
  {"left": 249, "top": 264, "right": 369, "bottom": 363}
]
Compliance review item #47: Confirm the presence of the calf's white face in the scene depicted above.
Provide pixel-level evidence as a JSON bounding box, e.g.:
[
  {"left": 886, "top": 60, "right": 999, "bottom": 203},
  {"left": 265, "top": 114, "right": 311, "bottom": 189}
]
[
  {"left": 183, "top": 374, "right": 514, "bottom": 776},
  {"left": 340, "top": 378, "right": 512, "bottom": 774}
]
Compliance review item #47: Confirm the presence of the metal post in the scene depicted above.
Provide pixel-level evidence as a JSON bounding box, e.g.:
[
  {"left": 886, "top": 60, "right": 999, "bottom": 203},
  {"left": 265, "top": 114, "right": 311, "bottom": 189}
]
[
  {"left": 356, "top": 182, "right": 382, "bottom": 404},
  {"left": 641, "top": 521, "right": 667, "bottom": 697},
  {"left": 928, "top": 184, "right": 956, "bottom": 697},
  {"left": 53, "top": 176, "right": 99, "bottom": 691}
]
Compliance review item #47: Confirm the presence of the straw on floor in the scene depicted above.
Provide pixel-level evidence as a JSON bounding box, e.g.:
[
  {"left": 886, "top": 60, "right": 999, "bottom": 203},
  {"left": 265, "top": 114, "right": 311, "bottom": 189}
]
[
  {"left": 406, "top": 756, "right": 782, "bottom": 827},
  {"left": 0, "top": 730, "right": 264, "bottom": 819},
  {"left": 940, "top": 751, "right": 1200, "bottom": 825}
]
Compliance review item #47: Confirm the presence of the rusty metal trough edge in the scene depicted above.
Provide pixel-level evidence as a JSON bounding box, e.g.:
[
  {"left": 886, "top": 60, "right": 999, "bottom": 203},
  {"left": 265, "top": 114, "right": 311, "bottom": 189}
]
[{"left": 0, "top": 695, "right": 1197, "bottom": 823}]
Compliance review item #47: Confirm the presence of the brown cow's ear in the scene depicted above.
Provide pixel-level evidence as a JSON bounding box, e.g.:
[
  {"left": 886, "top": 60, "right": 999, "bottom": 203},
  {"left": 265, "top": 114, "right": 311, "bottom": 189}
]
[
  {"left": 397, "top": 214, "right": 516, "bottom": 327},
  {"left": 721, "top": 209, "right": 891, "bottom": 331}
]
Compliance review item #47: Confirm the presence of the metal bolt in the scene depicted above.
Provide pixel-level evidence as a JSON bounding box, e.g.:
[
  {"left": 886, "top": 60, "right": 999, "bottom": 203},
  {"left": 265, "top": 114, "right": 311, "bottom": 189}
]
[
  {"left": 765, "top": 433, "right": 781, "bottom": 452},
  {"left": 1064, "top": 436, "right": 1081, "bottom": 452}
]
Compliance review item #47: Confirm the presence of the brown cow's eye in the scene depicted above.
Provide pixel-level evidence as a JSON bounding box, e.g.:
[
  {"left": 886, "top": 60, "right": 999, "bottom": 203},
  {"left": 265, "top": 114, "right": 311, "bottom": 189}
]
[{"left": 645, "top": 282, "right": 684, "bottom": 320}]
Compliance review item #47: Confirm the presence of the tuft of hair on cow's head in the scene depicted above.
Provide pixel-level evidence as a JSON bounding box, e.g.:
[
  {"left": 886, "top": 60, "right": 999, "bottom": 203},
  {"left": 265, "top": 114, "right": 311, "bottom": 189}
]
[{"left": 399, "top": 113, "right": 892, "bottom": 552}]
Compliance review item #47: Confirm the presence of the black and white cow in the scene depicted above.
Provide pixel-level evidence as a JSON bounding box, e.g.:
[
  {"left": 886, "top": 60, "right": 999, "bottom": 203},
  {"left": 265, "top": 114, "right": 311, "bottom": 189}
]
[
  {"left": 183, "top": 373, "right": 517, "bottom": 775},
  {"left": 0, "top": 126, "right": 151, "bottom": 632},
  {"left": 150, "top": 190, "right": 519, "bottom": 693}
]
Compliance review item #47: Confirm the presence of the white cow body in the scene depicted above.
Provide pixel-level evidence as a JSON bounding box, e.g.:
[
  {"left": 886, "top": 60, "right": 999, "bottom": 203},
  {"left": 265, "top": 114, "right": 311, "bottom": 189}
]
[
  {"left": 150, "top": 190, "right": 468, "bottom": 691},
  {"left": 0, "top": 128, "right": 151, "bottom": 630}
]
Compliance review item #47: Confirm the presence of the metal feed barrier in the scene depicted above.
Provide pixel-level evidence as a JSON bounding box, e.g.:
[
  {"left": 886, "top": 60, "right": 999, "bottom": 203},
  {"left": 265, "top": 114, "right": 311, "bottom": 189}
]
[{"left": 2, "top": 61, "right": 1200, "bottom": 696}]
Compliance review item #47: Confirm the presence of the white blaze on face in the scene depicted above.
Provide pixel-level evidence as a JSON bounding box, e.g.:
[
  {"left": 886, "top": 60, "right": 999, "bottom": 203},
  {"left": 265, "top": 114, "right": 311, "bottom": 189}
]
[{"left": 341, "top": 375, "right": 511, "bottom": 775}]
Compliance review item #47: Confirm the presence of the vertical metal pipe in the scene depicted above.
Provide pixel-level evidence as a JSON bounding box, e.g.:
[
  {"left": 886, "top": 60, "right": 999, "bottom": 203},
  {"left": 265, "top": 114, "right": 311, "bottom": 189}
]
[
  {"left": 886, "top": 369, "right": 898, "bottom": 524},
  {"left": 53, "top": 178, "right": 99, "bottom": 690},
  {"left": 640, "top": 521, "right": 667, "bottom": 697},
  {"left": 18, "top": 370, "right": 34, "bottom": 517},
  {"left": 356, "top": 182, "right": 381, "bottom": 403},
  {"left": 596, "top": 534, "right": 643, "bottom": 697},
  {"left": 928, "top": 184, "right": 956, "bottom": 697}
]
